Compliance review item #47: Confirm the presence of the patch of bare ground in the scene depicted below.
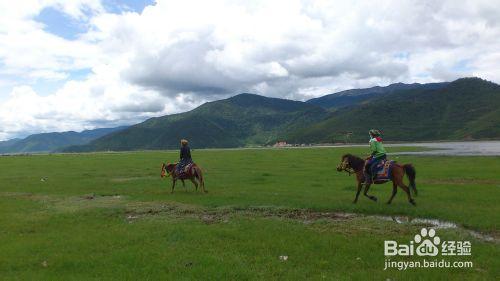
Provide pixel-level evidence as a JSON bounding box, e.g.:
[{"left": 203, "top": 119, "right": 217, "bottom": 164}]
[
  {"left": 2, "top": 192, "right": 497, "bottom": 242},
  {"left": 122, "top": 202, "right": 498, "bottom": 242},
  {"left": 123, "top": 202, "right": 357, "bottom": 225}
]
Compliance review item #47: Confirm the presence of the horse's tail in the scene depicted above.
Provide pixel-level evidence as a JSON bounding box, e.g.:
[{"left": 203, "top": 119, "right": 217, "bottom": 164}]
[{"left": 403, "top": 164, "right": 417, "bottom": 196}]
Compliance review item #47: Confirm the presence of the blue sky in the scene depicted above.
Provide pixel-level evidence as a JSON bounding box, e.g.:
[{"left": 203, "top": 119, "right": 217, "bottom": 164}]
[
  {"left": 36, "top": 7, "right": 89, "bottom": 40},
  {"left": 35, "top": 0, "right": 155, "bottom": 40}
]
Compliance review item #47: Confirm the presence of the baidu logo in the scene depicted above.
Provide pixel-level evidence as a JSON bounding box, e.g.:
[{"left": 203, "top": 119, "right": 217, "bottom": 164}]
[
  {"left": 414, "top": 228, "right": 440, "bottom": 256},
  {"left": 384, "top": 228, "right": 471, "bottom": 257}
]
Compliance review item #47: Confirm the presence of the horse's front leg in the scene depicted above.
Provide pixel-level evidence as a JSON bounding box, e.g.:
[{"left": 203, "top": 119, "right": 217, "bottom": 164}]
[
  {"left": 353, "top": 173, "right": 363, "bottom": 203},
  {"left": 171, "top": 179, "right": 177, "bottom": 193},
  {"left": 353, "top": 183, "right": 362, "bottom": 203},
  {"left": 363, "top": 183, "right": 377, "bottom": 202}
]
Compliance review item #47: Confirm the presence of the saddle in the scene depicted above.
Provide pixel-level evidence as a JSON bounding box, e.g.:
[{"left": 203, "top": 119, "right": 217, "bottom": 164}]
[
  {"left": 371, "top": 159, "right": 395, "bottom": 183},
  {"left": 176, "top": 163, "right": 196, "bottom": 179}
]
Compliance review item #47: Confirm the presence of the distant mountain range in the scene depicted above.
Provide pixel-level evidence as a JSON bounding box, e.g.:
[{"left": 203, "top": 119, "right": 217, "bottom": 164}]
[
  {"left": 1, "top": 77, "right": 498, "bottom": 153},
  {"left": 292, "top": 77, "right": 500, "bottom": 142},
  {"left": 64, "top": 94, "right": 329, "bottom": 151},
  {"left": 66, "top": 77, "right": 499, "bottom": 151},
  {"left": 0, "top": 127, "right": 127, "bottom": 154}
]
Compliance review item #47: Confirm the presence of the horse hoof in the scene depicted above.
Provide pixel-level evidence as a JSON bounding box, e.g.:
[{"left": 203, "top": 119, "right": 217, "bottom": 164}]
[
  {"left": 371, "top": 196, "right": 378, "bottom": 202},
  {"left": 386, "top": 201, "right": 392, "bottom": 205},
  {"left": 410, "top": 199, "right": 416, "bottom": 206},
  {"left": 352, "top": 200, "right": 358, "bottom": 204}
]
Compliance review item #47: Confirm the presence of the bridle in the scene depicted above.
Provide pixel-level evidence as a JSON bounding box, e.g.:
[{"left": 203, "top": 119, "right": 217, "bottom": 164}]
[
  {"left": 337, "top": 157, "right": 356, "bottom": 175},
  {"left": 161, "top": 163, "right": 173, "bottom": 178}
]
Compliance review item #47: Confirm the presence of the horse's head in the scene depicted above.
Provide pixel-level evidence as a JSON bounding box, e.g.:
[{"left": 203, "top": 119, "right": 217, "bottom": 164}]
[
  {"left": 337, "top": 154, "right": 364, "bottom": 174},
  {"left": 336, "top": 154, "right": 351, "bottom": 172},
  {"left": 161, "top": 162, "right": 176, "bottom": 178},
  {"left": 161, "top": 163, "right": 166, "bottom": 178}
]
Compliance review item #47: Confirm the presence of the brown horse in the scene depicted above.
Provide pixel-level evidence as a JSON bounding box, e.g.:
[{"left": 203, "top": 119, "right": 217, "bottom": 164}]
[
  {"left": 161, "top": 162, "right": 207, "bottom": 193},
  {"left": 336, "top": 154, "right": 417, "bottom": 205}
]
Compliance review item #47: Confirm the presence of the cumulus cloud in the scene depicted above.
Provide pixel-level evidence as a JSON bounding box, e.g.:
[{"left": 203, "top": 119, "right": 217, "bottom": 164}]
[{"left": 1, "top": 0, "right": 500, "bottom": 140}]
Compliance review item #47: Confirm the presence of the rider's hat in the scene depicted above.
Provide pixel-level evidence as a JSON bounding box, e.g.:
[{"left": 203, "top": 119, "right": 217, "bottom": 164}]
[
  {"left": 180, "top": 139, "right": 189, "bottom": 146},
  {"left": 369, "top": 129, "right": 381, "bottom": 137}
]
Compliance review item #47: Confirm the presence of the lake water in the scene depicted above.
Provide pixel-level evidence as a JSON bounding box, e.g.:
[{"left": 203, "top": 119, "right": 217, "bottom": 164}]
[{"left": 387, "top": 141, "right": 500, "bottom": 156}]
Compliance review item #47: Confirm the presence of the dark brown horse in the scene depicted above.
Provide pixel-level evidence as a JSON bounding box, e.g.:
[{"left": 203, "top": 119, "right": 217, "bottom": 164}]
[
  {"left": 161, "top": 162, "right": 206, "bottom": 193},
  {"left": 336, "top": 154, "right": 417, "bottom": 205}
]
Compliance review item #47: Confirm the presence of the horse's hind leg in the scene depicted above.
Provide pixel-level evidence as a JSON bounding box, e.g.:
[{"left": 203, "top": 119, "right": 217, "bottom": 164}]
[
  {"left": 363, "top": 183, "right": 377, "bottom": 202},
  {"left": 200, "top": 177, "right": 207, "bottom": 193},
  {"left": 397, "top": 180, "right": 415, "bottom": 206},
  {"left": 195, "top": 168, "right": 207, "bottom": 193},
  {"left": 387, "top": 182, "right": 397, "bottom": 204},
  {"left": 190, "top": 178, "right": 199, "bottom": 191}
]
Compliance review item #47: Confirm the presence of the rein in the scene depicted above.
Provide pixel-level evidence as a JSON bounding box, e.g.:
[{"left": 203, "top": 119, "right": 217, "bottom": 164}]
[
  {"left": 344, "top": 167, "right": 356, "bottom": 175},
  {"left": 339, "top": 165, "right": 356, "bottom": 175},
  {"left": 337, "top": 161, "right": 355, "bottom": 175}
]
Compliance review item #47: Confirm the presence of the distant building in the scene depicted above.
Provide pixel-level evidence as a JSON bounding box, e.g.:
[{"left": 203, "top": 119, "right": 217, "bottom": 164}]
[{"left": 274, "top": 141, "right": 288, "bottom": 147}]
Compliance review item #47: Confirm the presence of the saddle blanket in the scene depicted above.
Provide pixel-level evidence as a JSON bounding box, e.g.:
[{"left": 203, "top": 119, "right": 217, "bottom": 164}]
[{"left": 371, "top": 159, "right": 395, "bottom": 182}]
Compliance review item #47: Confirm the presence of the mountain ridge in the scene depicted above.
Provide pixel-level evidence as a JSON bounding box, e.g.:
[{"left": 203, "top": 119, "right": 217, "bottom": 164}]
[
  {"left": 288, "top": 77, "right": 500, "bottom": 142},
  {"left": 0, "top": 126, "right": 128, "bottom": 154},
  {"left": 65, "top": 93, "right": 329, "bottom": 151},
  {"left": 307, "top": 81, "right": 449, "bottom": 109}
]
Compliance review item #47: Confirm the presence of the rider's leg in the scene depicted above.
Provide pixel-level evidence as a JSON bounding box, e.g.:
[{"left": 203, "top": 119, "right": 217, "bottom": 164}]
[
  {"left": 176, "top": 159, "right": 186, "bottom": 175},
  {"left": 363, "top": 159, "right": 373, "bottom": 184}
]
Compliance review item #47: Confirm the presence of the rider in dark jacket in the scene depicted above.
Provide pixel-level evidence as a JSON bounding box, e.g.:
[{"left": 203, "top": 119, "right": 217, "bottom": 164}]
[{"left": 177, "top": 139, "right": 193, "bottom": 174}]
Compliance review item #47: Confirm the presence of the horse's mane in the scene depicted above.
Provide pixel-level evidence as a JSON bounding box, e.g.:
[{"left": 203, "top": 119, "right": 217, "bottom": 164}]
[{"left": 342, "top": 153, "right": 365, "bottom": 171}]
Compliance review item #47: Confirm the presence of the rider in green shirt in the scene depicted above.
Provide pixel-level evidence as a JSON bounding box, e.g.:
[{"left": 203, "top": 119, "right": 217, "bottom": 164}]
[{"left": 364, "top": 129, "right": 387, "bottom": 184}]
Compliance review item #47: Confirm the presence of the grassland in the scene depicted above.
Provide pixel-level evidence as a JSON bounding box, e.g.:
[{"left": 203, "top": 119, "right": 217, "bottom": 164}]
[{"left": 0, "top": 147, "right": 499, "bottom": 280}]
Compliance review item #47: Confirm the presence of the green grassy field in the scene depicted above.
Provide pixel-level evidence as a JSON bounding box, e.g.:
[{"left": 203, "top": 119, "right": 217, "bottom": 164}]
[{"left": 0, "top": 147, "right": 499, "bottom": 280}]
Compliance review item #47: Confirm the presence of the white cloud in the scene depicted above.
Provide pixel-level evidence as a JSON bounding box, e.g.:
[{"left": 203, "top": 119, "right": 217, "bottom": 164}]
[
  {"left": 0, "top": 73, "right": 204, "bottom": 140},
  {"left": 1, "top": 0, "right": 500, "bottom": 140}
]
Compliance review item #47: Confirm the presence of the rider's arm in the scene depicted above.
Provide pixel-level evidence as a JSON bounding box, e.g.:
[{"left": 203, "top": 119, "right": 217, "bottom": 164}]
[{"left": 369, "top": 139, "right": 377, "bottom": 156}]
